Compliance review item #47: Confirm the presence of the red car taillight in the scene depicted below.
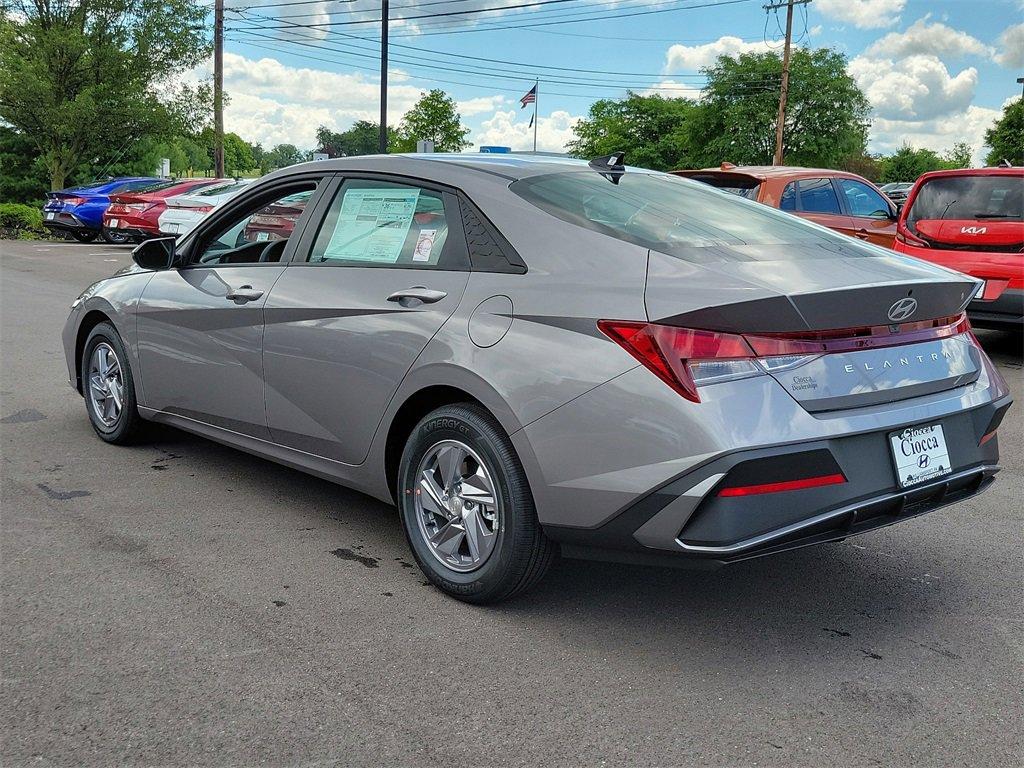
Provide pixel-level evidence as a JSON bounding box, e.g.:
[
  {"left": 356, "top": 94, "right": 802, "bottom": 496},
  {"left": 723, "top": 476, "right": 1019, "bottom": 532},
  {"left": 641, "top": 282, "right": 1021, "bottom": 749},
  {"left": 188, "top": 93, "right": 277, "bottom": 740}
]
[
  {"left": 597, "top": 322, "right": 761, "bottom": 403},
  {"left": 63, "top": 196, "right": 86, "bottom": 207},
  {"left": 896, "top": 220, "right": 929, "bottom": 248},
  {"left": 598, "top": 314, "right": 977, "bottom": 404}
]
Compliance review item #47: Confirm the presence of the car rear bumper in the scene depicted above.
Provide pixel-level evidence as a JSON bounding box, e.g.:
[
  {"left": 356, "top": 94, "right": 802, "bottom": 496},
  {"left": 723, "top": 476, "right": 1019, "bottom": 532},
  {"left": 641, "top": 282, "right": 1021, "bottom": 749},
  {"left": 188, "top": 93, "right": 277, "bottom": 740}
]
[
  {"left": 542, "top": 394, "right": 1009, "bottom": 567},
  {"left": 42, "top": 212, "right": 92, "bottom": 232},
  {"left": 969, "top": 288, "right": 1023, "bottom": 330}
]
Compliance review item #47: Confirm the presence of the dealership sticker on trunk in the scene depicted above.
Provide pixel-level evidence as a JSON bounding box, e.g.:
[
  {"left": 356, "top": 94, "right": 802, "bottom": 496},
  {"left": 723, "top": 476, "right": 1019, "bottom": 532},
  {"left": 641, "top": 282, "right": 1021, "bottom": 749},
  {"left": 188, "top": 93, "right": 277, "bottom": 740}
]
[{"left": 889, "top": 424, "right": 952, "bottom": 488}]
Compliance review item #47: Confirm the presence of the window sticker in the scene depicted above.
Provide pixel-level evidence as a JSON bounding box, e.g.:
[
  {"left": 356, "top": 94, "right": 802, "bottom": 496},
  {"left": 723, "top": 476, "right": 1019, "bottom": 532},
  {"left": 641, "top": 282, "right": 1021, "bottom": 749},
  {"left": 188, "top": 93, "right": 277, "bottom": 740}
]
[
  {"left": 322, "top": 187, "right": 420, "bottom": 263},
  {"left": 412, "top": 229, "right": 437, "bottom": 262}
]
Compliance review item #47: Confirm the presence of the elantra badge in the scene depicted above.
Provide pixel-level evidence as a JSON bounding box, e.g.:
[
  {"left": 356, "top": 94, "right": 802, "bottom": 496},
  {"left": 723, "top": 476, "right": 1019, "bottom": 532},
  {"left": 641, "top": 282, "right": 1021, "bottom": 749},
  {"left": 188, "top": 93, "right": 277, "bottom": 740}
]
[{"left": 887, "top": 297, "right": 918, "bottom": 322}]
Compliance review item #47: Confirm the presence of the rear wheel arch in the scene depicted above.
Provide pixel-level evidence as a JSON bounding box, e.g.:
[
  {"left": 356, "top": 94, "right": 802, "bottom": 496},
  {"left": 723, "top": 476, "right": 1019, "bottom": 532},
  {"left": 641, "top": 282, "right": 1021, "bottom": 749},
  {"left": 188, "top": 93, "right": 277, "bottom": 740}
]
[{"left": 384, "top": 385, "right": 487, "bottom": 503}]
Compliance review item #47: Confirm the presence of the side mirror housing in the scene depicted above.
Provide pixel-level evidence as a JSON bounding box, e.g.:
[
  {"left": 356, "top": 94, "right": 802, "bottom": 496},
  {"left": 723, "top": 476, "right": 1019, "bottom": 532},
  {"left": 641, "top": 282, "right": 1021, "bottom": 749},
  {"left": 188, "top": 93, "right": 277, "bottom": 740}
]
[{"left": 132, "top": 237, "right": 178, "bottom": 271}]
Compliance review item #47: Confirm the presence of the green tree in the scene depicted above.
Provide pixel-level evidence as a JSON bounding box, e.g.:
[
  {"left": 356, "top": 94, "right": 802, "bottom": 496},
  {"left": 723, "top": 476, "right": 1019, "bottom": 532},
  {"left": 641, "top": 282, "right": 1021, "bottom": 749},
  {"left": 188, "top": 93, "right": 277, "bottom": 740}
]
[
  {"left": 943, "top": 141, "right": 973, "bottom": 169},
  {"left": 316, "top": 121, "right": 397, "bottom": 156},
  {"left": 393, "top": 90, "right": 471, "bottom": 153},
  {"left": 263, "top": 143, "right": 307, "bottom": 172},
  {"left": 0, "top": 127, "right": 50, "bottom": 203},
  {"left": 567, "top": 92, "right": 699, "bottom": 171},
  {"left": 692, "top": 48, "right": 870, "bottom": 168},
  {"left": 0, "top": 0, "right": 211, "bottom": 190},
  {"left": 880, "top": 144, "right": 958, "bottom": 183},
  {"left": 838, "top": 152, "right": 884, "bottom": 182},
  {"left": 984, "top": 99, "right": 1024, "bottom": 166}
]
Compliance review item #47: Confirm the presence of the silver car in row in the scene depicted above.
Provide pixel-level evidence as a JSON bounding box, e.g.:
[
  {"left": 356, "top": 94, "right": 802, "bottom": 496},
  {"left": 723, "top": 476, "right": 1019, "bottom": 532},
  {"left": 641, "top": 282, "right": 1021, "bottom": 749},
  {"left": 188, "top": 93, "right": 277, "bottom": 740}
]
[{"left": 63, "top": 154, "right": 1011, "bottom": 603}]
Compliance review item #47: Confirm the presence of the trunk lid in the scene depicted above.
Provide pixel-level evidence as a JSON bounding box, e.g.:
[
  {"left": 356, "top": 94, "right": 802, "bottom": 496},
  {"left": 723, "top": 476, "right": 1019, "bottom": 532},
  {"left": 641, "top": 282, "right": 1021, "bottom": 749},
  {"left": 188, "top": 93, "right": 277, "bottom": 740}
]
[
  {"left": 913, "top": 218, "right": 1024, "bottom": 252},
  {"left": 644, "top": 247, "right": 984, "bottom": 411}
]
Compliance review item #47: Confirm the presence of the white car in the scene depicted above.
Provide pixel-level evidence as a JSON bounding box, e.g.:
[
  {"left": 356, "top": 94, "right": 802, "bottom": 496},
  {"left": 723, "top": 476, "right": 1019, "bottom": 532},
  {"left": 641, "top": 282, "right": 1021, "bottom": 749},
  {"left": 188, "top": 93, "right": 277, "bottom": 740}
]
[{"left": 158, "top": 179, "right": 254, "bottom": 237}]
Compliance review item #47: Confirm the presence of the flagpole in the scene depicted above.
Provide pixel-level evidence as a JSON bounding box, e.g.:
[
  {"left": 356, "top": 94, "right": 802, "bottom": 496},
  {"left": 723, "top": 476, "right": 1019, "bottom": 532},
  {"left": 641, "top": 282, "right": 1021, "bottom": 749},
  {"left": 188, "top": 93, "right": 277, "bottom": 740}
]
[{"left": 533, "top": 80, "right": 539, "bottom": 153}]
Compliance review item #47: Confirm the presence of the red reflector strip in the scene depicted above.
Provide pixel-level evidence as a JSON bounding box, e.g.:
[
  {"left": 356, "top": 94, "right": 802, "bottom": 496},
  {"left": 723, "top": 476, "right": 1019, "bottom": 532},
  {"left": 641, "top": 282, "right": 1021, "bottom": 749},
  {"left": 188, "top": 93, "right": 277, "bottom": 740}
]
[
  {"left": 979, "top": 430, "right": 997, "bottom": 446},
  {"left": 718, "top": 473, "right": 847, "bottom": 497}
]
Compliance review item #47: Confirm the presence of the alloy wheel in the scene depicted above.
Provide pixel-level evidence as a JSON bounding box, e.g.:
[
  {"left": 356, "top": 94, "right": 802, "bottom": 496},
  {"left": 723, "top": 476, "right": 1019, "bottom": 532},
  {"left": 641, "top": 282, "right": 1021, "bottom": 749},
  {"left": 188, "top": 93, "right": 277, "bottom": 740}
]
[
  {"left": 88, "top": 342, "right": 124, "bottom": 428},
  {"left": 414, "top": 440, "right": 501, "bottom": 573}
]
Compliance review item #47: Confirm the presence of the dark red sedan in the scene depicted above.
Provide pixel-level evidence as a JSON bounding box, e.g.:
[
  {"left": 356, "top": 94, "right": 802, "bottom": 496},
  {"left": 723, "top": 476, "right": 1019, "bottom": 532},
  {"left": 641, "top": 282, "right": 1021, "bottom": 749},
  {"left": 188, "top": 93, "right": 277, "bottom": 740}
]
[{"left": 103, "top": 178, "right": 228, "bottom": 242}]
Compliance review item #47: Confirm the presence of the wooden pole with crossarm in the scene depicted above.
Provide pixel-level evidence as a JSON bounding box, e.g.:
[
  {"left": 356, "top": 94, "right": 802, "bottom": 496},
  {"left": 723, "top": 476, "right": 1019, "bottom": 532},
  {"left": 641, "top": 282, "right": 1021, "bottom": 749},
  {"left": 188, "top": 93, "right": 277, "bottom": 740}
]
[{"left": 765, "top": 0, "right": 812, "bottom": 165}]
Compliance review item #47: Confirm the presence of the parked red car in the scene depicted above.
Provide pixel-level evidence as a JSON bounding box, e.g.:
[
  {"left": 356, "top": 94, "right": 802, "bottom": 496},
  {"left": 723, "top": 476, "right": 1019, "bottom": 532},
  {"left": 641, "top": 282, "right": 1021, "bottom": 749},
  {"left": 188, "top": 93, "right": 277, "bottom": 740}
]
[
  {"left": 894, "top": 167, "right": 1023, "bottom": 330},
  {"left": 103, "top": 178, "right": 228, "bottom": 242}
]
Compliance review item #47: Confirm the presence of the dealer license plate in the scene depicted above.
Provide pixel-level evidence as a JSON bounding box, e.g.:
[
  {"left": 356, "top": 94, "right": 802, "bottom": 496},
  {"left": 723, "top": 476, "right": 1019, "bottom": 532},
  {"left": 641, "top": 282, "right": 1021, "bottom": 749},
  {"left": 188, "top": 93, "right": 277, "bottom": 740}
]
[
  {"left": 889, "top": 424, "right": 952, "bottom": 488},
  {"left": 108, "top": 219, "right": 119, "bottom": 228},
  {"left": 46, "top": 212, "right": 55, "bottom": 220}
]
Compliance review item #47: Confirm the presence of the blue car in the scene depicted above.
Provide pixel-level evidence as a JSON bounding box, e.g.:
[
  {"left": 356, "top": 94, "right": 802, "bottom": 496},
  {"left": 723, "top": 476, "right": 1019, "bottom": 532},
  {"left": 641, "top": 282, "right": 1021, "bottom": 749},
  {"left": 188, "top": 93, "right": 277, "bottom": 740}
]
[{"left": 42, "top": 177, "right": 163, "bottom": 243}]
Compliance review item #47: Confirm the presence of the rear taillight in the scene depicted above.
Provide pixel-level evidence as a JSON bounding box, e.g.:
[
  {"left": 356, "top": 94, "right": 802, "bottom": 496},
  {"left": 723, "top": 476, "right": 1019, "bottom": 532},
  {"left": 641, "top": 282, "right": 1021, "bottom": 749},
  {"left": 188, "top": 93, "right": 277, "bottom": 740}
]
[
  {"left": 896, "top": 221, "right": 929, "bottom": 248},
  {"left": 599, "top": 314, "right": 976, "bottom": 403},
  {"left": 63, "top": 196, "right": 85, "bottom": 207},
  {"left": 168, "top": 202, "right": 213, "bottom": 212},
  {"left": 597, "top": 322, "right": 762, "bottom": 403}
]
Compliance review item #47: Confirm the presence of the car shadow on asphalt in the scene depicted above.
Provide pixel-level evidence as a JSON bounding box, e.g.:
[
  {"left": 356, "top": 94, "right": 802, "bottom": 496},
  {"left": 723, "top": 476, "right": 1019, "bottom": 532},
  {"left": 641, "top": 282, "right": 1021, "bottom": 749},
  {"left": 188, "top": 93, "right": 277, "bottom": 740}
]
[{"left": 133, "top": 419, "right": 980, "bottom": 664}]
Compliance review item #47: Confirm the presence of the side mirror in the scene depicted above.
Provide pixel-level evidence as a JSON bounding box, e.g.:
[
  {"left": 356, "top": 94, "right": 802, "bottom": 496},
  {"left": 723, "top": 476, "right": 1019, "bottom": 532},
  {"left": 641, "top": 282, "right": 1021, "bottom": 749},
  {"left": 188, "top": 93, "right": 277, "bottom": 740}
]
[{"left": 132, "top": 237, "right": 178, "bottom": 271}]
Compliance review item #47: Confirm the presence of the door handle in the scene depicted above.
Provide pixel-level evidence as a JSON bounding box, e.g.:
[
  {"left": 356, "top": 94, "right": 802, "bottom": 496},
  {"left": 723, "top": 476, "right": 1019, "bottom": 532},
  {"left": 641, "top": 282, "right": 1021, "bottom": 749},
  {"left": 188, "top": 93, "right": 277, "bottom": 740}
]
[
  {"left": 854, "top": 229, "right": 871, "bottom": 240},
  {"left": 225, "top": 285, "right": 264, "bottom": 303},
  {"left": 387, "top": 286, "right": 447, "bottom": 306}
]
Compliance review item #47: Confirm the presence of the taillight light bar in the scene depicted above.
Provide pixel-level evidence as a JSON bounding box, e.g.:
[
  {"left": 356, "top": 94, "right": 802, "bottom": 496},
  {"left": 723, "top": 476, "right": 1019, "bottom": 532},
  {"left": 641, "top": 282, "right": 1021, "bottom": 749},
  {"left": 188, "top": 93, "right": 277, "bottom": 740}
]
[
  {"left": 598, "top": 314, "right": 973, "bottom": 404},
  {"left": 717, "top": 472, "right": 847, "bottom": 497}
]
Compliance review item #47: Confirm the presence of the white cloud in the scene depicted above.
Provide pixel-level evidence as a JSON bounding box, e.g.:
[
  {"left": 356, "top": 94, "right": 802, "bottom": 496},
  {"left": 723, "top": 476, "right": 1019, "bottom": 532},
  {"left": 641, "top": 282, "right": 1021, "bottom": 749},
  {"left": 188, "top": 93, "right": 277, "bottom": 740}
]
[
  {"left": 664, "top": 36, "right": 774, "bottom": 72},
  {"left": 456, "top": 95, "right": 507, "bottom": 117},
  {"left": 639, "top": 79, "right": 703, "bottom": 100},
  {"left": 815, "top": 0, "right": 906, "bottom": 29},
  {"left": 212, "top": 53, "right": 425, "bottom": 148},
  {"left": 849, "top": 54, "right": 977, "bottom": 121},
  {"left": 472, "top": 109, "right": 582, "bottom": 153},
  {"left": 864, "top": 17, "right": 993, "bottom": 60},
  {"left": 868, "top": 104, "right": 1003, "bottom": 165},
  {"left": 994, "top": 23, "right": 1024, "bottom": 68}
]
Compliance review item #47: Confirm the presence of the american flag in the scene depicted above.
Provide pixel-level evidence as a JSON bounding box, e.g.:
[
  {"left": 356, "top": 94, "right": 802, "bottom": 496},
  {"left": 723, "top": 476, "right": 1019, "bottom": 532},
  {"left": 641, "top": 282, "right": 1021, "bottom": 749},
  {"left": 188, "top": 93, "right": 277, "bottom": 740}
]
[{"left": 520, "top": 84, "right": 537, "bottom": 108}]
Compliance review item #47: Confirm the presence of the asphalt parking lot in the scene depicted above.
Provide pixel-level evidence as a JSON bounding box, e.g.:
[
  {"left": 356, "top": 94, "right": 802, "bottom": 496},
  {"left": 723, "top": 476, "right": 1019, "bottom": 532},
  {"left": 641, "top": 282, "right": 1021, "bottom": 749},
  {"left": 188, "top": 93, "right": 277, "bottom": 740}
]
[{"left": 1, "top": 239, "right": 1021, "bottom": 767}]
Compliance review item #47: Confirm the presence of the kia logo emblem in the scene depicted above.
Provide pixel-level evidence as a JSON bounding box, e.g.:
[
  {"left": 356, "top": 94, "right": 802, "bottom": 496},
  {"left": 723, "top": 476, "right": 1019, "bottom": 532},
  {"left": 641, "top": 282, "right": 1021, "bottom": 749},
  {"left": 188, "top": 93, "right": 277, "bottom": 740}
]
[{"left": 888, "top": 297, "right": 918, "bottom": 322}]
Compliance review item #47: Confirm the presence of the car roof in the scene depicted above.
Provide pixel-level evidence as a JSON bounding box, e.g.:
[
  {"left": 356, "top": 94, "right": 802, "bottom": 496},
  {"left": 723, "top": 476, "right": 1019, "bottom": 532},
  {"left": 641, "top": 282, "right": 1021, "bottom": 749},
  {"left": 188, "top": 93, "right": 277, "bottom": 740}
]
[
  {"left": 268, "top": 153, "right": 648, "bottom": 189},
  {"left": 914, "top": 166, "right": 1024, "bottom": 182},
  {"left": 674, "top": 165, "right": 867, "bottom": 181}
]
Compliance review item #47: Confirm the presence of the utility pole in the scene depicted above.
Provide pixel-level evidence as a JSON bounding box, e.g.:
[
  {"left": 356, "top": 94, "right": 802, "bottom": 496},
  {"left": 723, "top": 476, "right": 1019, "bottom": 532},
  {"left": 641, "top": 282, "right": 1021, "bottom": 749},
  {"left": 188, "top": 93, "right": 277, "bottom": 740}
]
[
  {"left": 765, "top": 0, "right": 810, "bottom": 166},
  {"left": 379, "top": 0, "right": 389, "bottom": 154},
  {"left": 214, "top": 0, "right": 225, "bottom": 178},
  {"left": 1017, "top": 76, "right": 1024, "bottom": 99}
]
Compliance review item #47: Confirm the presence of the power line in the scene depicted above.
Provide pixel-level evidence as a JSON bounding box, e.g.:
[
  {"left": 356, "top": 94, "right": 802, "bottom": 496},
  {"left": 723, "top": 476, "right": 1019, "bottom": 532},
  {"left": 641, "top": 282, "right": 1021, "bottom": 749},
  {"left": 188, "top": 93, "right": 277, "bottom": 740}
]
[{"left": 239, "top": 0, "right": 761, "bottom": 35}]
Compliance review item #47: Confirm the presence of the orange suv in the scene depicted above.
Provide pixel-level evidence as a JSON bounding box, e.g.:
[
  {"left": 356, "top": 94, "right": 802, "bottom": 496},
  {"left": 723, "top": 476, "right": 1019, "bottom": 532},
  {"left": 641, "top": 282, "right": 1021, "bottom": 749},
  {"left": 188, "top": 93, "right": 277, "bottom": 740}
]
[{"left": 673, "top": 164, "right": 898, "bottom": 247}]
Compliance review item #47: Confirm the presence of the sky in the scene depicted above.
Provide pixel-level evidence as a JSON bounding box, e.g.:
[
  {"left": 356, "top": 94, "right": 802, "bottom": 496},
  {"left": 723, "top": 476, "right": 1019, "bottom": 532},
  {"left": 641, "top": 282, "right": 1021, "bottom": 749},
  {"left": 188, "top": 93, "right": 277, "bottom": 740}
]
[{"left": 205, "top": 0, "right": 1024, "bottom": 163}]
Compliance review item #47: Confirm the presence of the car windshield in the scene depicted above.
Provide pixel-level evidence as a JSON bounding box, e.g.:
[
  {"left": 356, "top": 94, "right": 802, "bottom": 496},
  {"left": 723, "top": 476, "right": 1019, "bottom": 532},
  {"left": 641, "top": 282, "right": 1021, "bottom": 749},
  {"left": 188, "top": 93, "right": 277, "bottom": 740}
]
[
  {"left": 908, "top": 175, "right": 1024, "bottom": 222},
  {"left": 511, "top": 171, "right": 852, "bottom": 260}
]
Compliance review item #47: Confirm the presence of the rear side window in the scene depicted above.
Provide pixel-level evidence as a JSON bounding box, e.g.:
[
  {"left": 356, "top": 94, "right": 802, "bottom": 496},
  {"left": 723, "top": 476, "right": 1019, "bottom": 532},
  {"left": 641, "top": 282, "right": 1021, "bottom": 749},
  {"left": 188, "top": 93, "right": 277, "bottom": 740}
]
[
  {"left": 799, "top": 178, "right": 841, "bottom": 214},
  {"left": 838, "top": 179, "right": 891, "bottom": 218},
  {"left": 779, "top": 182, "right": 797, "bottom": 211},
  {"left": 908, "top": 175, "right": 1024, "bottom": 223},
  {"left": 308, "top": 180, "right": 462, "bottom": 269},
  {"left": 511, "top": 171, "right": 854, "bottom": 261}
]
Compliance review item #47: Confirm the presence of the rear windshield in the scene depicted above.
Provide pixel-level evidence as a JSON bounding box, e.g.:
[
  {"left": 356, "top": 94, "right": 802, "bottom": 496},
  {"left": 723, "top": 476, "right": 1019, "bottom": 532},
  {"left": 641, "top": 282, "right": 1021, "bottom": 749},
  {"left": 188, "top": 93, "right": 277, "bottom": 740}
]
[
  {"left": 511, "top": 171, "right": 851, "bottom": 260},
  {"left": 682, "top": 174, "right": 760, "bottom": 200},
  {"left": 198, "top": 181, "right": 249, "bottom": 197},
  {"left": 131, "top": 179, "right": 179, "bottom": 194},
  {"left": 908, "top": 175, "right": 1023, "bottom": 223}
]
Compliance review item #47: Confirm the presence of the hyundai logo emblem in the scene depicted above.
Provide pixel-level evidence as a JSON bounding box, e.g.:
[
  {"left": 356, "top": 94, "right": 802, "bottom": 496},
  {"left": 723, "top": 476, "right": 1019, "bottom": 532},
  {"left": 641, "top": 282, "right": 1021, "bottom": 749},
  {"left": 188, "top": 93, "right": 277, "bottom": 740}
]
[
  {"left": 918, "top": 454, "right": 930, "bottom": 469},
  {"left": 888, "top": 297, "right": 918, "bottom": 322}
]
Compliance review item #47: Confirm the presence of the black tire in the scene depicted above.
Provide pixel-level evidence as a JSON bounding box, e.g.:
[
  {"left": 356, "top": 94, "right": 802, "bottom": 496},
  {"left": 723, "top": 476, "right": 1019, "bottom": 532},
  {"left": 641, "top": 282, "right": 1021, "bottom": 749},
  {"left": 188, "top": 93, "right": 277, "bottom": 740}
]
[
  {"left": 398, "top": 403, "right": 557, "bottom": 604},
  {"left": 100, "top": 227, "right": 130, "bottom": 244},
  {"left": 81, "top": 322, "right": 145, "bottom": 444},
  {"left": 70, "top": 230, "right": 98, "bottom": 243}
]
